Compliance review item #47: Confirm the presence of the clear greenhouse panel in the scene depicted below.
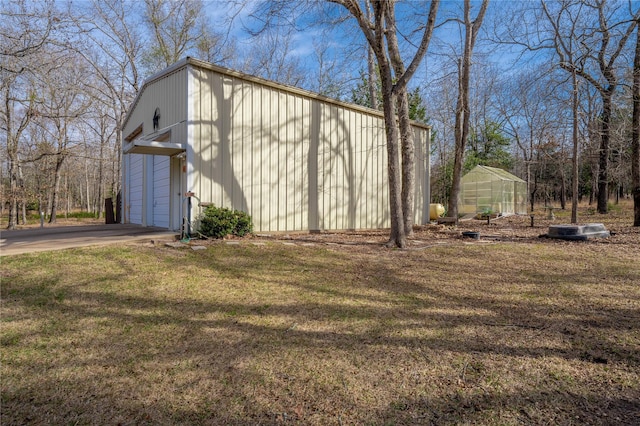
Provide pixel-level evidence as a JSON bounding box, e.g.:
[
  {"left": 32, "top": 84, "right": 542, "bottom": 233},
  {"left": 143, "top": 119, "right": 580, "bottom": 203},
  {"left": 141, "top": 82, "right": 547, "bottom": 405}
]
[{"left": 458, "top": 165, "right": 528, "bottom": 216}]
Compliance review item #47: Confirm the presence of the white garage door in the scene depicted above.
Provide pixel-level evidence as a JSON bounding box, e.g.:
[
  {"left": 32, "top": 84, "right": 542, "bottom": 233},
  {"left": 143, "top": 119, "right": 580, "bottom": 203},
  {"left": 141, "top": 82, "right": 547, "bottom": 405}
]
[
  {"left": 129, "top": 154, "right": 143, "bottom": 225},
  {"left": 152, "top": 155, "right": 170, "bottom": 228}
]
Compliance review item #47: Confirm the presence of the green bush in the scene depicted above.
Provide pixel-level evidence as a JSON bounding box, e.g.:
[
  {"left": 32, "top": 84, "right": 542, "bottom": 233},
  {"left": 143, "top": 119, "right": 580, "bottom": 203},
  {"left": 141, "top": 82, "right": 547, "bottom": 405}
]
[
  {"left": 232, "top": 210, "right": 253, "bottom": 237},
  {"left": 26, "top": 201, "right": 40, "bottom": 211},
  {"left": 197, "top": 205, "right": 253, "bottom": 239}
]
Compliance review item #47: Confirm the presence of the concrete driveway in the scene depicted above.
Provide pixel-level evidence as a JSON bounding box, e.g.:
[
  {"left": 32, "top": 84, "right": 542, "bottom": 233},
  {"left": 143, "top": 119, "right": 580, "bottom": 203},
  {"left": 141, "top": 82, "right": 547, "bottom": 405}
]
[{"left": 0, "top": 224, "right": 178, "bottom": 256}]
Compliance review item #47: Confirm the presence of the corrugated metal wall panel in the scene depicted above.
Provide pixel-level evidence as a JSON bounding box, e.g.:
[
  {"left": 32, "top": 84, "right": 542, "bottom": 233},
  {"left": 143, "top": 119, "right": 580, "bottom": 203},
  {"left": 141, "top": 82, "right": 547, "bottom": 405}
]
[
  {"left": 221, "top": 76, "right": 233, "bottom": 208},
  {"left": 378, "top": 119, "right": 389, "bottom": 227},
  {"left": 123, "top": 68, "right": 188, "bottom": 142},
  {"left": 152, "top": 155, "right": 170, "bottom": 228},
  {"left": 296, "top": 95, "right": 309, "bottom": 230},
  {"left": 211, "top": 72, "right": 224, "bottom": 206},
  {"left": 187, "top": 62, "right": 428, "bottom": 233},
  {"left": 307, "top": 99, "right": 320, "bottom": 231},
  {"left": 232, "top": 80, "right": 241, "bottom": 211},
  {"left": 267, "top": 87, "right": 279, "bottom": 230},
  {"left": 320, "top": 102, "right": 332, "bottom": 230},
  {"left": 188, "top": 67, "right": 202, "bottom": 201},
  {"left": 237, "top": 80, "right": 252, "bottom": 213},
  {"left": 261, "top": 85, "right": 272, "bottom": 230},
  {"left": 128, "top": 154, "right": 143, "bottom": 225},
  {"left": 412, "top": 127, "right": 430, "bottom": 224},
  {"left": 353, "top": 111, "right": 363, "bottom": 229},
  {"left": 253, "top": 84, "right": 266, "bottom": 230},
  {"left": 277, "top": 90, "right": 288, "bottom": 231}
]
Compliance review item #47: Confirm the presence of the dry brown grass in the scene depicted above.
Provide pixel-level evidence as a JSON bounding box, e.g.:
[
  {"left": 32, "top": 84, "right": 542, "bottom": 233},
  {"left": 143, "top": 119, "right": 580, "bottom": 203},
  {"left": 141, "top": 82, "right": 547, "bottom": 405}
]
[{"left": 1, "top": 202, "right": 639, "bottom": 425}]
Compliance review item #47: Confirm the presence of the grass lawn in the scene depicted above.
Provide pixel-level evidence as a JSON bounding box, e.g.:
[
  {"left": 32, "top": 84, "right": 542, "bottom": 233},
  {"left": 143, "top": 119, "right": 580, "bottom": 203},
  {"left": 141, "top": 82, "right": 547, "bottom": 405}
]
[{"left": 1, "top": 205, "right": 639, "bottom": 425}]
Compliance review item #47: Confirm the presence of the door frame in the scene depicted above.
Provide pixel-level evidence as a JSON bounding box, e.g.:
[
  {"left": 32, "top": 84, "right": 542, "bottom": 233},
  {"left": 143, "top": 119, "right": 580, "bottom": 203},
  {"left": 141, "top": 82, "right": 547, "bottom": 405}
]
[{"left": 170, "top": 154, "right": 185, "bottom": 231}]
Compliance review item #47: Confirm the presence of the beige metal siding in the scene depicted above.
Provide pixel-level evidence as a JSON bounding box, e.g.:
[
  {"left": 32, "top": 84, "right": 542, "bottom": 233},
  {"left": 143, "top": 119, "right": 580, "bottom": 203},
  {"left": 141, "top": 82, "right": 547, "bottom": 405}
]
[
  {"left": 127, "top": 154, "right": 144, "bottom": 224},
  {"left": 122, "top": 67, "right": 188, "bottom": 142},
  {"left": 188, "top": 62, "right": 429, "bottom": 232},
  {"left": 413, "top": 126, "right": 431, "bottom": 224},
  {"left": 122, "top": 67, "right": 188, "bottom": 227},
  {"left": 316, "top": 103, "right": 387, "bottom": 230}
]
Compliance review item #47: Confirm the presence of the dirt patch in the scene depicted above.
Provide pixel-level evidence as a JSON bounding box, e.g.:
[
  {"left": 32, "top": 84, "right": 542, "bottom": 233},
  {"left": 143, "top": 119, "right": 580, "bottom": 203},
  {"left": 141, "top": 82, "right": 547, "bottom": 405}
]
[{"left": 243, "top": 202, "right": 640, "bottom": 254}]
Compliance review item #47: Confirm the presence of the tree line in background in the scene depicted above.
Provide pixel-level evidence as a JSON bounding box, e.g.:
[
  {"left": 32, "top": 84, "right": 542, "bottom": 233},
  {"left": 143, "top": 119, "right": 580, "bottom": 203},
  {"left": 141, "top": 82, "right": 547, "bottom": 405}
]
[{"left": 2, "top": 0, "right": 639, "bottom": 236}]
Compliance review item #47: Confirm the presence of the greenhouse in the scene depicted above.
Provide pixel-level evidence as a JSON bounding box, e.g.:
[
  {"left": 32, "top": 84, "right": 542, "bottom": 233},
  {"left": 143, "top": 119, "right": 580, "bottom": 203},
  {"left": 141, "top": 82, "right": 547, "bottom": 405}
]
[{"left": 458, "top": 165, "right": 528, "bottom": 216}]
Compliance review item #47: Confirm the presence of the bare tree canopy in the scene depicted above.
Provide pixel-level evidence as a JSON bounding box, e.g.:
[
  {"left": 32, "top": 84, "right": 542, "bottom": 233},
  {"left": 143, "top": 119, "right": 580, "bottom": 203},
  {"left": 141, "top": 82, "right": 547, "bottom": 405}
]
[
  {"left": 447, "top": 0, "right": 490, "bottom": 220},
  {"left": 142, "top": 0, "right": 234, "bottom": 73}
]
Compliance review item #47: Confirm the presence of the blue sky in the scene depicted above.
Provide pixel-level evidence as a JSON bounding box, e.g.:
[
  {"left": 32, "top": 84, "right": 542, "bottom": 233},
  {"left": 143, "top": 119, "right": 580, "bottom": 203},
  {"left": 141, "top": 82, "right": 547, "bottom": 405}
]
[{"left": 200, "top": 0, "right": 522, "bottom": 85}]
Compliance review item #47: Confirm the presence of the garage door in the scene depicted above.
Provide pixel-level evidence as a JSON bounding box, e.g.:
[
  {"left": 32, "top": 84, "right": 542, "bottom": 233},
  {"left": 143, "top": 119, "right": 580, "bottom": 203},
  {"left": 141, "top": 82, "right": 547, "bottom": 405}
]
[
  {"left": 129, "top": 154, "right": 143, "bottom": 225},
  {"left": 152, "top": 155, "right": 170, "bottom": 228}
]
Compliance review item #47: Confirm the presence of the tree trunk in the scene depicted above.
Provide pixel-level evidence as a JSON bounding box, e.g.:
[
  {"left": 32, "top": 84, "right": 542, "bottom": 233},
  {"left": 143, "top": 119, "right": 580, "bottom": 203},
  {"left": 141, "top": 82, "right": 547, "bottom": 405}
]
[
  {"left": 380, "top": 73, "right": 406, "bottom": 248},
  {"left": 7, "top": 155, "right": 18, "bottom": 229},
  {"left": 367, "top": 49, "right": 378, "bottom": 110},
  {"left": 364, "top": 1, "right": 378, "bottom": 111},
  {"left": 398, "top": 88, "right": 415, "bottom": 236},
  {"left": 447, "top": 0, "right": 488, "bottom": 219},
  {"left": 527, "top": 161, "right": 534, "bottom": 212},
  {"left": 16, "top": 157, "right": 27, "bottom": 224},
  {"left": 448, "top": 57, "right": 470, "bottom": 219},
  {"left": 593, "top": 161, "right": 599, "bottom": 206},
  {"left": 385, "top": 18, "right": 416, "bottom": 236},
  {"left": 49, "top": 156, "right": 65, "bottom": 223},
  {"left": 113, "top": 128, "right": 122, "bottom": 200},
  {"left": 85, "top": 156, "right": 91, "bottom": 213},
  {"left": 571, "top": 71, "right": 579, "bottom": 224},
  {"left": 597, "top": 91, "right": 613, "bottom": 214},
  {"left": 21, "top": 201, "right": 27, "bottom": 225},
  {"left": 633, "top": 21, "right": 640, "bottom": 226},
  {"left": 329, "top": 0, "right": 438, "bottom": 247},
  {"left": 560, "top": 169, "right": 566, "bottom": 210},
  {"left": 97, "top": 139, "right": 105, "bottom": 218},
  {"left": 5, "top": 87, "right": 19, "bottom": 230},
  {"left": 371, "top": 5, "right": 406, "bottom": 248},
  {"left": 65, "top": 173, "right": 70, "bottom": 218}
]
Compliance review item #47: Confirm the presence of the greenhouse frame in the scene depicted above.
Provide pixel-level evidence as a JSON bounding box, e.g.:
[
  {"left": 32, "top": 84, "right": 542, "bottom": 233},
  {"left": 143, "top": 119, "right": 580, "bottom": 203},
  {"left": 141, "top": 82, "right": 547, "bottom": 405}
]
[{"left": 458, "top": 165, "right": 528, "bottom": 216}]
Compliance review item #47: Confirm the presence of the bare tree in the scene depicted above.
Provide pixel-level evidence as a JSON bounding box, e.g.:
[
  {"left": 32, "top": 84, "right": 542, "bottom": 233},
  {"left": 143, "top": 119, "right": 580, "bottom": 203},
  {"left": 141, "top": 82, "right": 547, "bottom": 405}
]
[
  {"left": 69, "top": 0, "right": 146, "bottom": 202},
  {"left": 569, "top": 67, "right": 580, "bottom": 222},
  {"left": 498, "top": 67, "right": 552, "bottom": 211},
  {"left": 539, "top": 0, "right": 639, "bottom": 214},
  {"left": 243, "top": 0, "right": 439, "bottom": 246},
  {"left": 2, "top": 79, "right": 34, "bottom": 229},
  {"left": 363, "top": 0, "right": 378, "bottom": 110},
  {"left": 1, "top": 0, "right": 58, "bottom": 229},
  {"left": 426, "top": 71, "right": 458, "bottom": 206},
  {"left": 328, "top": 0, "right": 439, "bottom": 247},
  {"left": 31, "top": 53, "right": 91, "bottom": 223},
  {"left": 308, "top": 30, "right": 353, "bottom": 99},
  {"left": 239, "top": 25, "right": 308, "bottom": 87},
  {"left": 447, "top": 0, "right": 489, "bottom": 220},
  {"left": 143, "top": 0, "right": 233, "bottom": 73},
  {"left": 78, "top": 103, "right": 117, "bottom": 217},
  {"left": 633, "top": 16, "right": 640, "bottom": 226}
]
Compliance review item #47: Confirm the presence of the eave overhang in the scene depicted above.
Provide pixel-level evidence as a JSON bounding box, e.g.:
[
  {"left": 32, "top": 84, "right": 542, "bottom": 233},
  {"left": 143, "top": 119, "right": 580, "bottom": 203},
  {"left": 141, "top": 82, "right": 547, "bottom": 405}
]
[{"left": 123, "top": 130, "right": 185, "bottom": 156}]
